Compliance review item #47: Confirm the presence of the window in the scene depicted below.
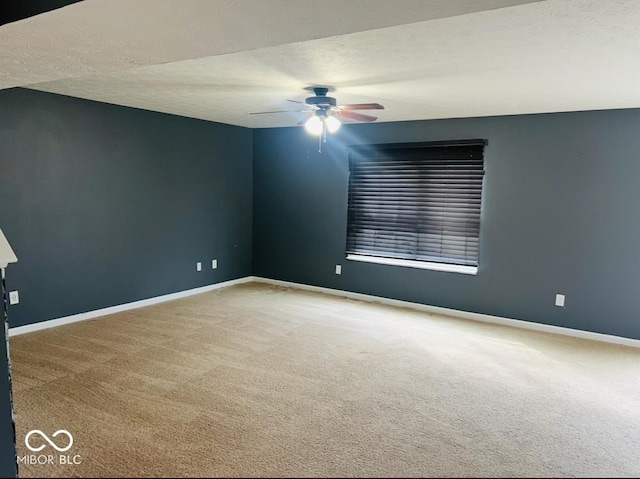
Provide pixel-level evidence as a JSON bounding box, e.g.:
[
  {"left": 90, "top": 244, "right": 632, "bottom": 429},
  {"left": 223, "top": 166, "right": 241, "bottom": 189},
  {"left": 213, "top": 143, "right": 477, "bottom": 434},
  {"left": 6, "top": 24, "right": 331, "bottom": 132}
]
[{"left": 345, "top": 140, "right": 485, "bottom": 275}]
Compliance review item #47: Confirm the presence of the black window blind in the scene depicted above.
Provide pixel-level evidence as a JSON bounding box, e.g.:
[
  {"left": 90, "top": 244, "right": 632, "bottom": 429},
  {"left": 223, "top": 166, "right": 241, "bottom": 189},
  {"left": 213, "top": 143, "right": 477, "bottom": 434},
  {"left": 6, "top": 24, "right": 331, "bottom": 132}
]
[{"left": 346, "top": 140, "right": 485, "bottom": 267}]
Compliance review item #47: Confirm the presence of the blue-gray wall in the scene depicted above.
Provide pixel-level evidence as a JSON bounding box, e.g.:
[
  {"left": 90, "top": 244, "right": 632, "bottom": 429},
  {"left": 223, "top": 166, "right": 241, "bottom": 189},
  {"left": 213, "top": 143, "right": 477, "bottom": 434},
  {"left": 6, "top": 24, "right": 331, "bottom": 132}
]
[
  {"left": 253, "top": 109, "right": 640, "bottom": 340},
  {"left": 0, "top": 88, "right": 253, "bottom": 329}
]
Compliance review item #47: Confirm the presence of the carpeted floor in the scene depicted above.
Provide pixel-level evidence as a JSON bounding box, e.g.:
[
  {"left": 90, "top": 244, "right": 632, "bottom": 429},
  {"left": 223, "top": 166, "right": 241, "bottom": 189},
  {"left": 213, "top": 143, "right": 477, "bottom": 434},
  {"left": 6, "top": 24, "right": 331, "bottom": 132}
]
[{"left": 9, "top": 282, "right": 640, "bottom": 477}]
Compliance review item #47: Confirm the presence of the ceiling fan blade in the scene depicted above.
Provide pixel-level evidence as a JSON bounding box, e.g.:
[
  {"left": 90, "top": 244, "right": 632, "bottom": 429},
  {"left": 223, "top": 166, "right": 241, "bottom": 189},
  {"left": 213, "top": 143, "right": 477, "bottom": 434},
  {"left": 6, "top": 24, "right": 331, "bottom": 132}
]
[
  {"left": 340, "top": 103, "right": 384, "bottom": 111},
  {"left": 249, "top": 109, "right": 305, "bottom": 115},
  {"left": 297, "top": 112, "right": 314, "bottom": 125},
  {"left": 338, "top": 111, "right": 378, "bottom": 122},
  {"left": 287, "top": 99, "right": 306, "bottom": 104}
]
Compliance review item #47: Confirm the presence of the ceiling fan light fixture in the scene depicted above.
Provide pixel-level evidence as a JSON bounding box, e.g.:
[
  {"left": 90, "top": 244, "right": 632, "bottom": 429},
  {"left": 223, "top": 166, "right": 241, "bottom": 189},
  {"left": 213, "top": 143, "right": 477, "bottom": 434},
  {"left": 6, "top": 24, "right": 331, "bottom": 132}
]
[
  {"left": 325, "top": 115, "right": 341, "bottom": 133},
  {"left": 304, "top": 115, "right": 323, "bottom": 136}
]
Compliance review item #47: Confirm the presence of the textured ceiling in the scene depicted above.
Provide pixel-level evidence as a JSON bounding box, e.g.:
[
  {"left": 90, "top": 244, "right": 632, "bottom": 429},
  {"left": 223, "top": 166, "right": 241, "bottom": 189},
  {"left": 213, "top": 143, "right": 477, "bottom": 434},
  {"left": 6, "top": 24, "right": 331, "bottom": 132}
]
[
  {"left": 10, "top": 0, "right": 640, "bottom": 128},
  {"left": 1, "top": 0, "right": 538, "bottom": 90}
]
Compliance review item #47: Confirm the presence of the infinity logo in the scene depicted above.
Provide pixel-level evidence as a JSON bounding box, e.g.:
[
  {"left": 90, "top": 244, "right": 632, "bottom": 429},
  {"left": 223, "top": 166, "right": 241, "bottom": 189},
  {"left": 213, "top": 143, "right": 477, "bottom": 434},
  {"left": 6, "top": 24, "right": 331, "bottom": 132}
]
[{"left": 25, "top": 430, "right": 74, "bottom": 452}]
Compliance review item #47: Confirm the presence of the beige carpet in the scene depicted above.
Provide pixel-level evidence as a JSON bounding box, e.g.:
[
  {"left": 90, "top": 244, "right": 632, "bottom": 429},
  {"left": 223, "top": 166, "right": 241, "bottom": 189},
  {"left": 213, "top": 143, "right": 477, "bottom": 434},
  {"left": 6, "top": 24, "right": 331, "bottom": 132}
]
[{"left": 9, "top": 282, "right": 640, "bottom": 477}]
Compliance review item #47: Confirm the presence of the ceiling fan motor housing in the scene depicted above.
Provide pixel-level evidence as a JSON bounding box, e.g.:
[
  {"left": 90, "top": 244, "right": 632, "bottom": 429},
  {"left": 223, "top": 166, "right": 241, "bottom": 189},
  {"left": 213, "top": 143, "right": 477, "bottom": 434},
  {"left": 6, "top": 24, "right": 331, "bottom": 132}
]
[{"left": 306, "top": 87, "right": 337, "bottom": 109}]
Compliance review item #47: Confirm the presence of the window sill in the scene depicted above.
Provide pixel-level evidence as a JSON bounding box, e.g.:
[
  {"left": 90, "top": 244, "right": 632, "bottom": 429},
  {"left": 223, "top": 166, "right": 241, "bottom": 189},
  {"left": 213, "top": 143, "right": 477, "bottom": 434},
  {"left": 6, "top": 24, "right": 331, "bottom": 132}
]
[{"left": 346, "top": 254, "right": 478, "bottom": 275}]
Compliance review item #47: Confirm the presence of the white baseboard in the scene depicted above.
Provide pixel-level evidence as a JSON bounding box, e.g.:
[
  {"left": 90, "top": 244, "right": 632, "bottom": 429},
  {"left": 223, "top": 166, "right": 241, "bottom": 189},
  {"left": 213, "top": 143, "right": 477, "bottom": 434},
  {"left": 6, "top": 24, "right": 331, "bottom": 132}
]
[
  {"left": 9, "top": 277, "right": 254, "bottom": 337},
  {"left": 10, "top": 275, "right": 640, "bottom": 349},
  {"left": 252, "top": 277, "right": 640, "bottom": 349}
]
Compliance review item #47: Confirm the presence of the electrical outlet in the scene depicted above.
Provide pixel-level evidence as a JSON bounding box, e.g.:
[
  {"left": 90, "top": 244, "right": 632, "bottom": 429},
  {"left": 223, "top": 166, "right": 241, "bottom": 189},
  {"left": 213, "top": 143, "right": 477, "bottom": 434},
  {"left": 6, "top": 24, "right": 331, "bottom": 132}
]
[
  {"left": 9, "top": 291, "right": 19, "bottom": 305},
  {"left": 196, "top": 262, "right": 202, "bottom": 272},
  {"left": 555, "top": 294, "right": 565, "bottom": 307},
  {"left": 335, "top": 264, "right": 342, "bottom": 275},
  {"left": 212, "top": 259, "right": 218, "bottom": 269}
]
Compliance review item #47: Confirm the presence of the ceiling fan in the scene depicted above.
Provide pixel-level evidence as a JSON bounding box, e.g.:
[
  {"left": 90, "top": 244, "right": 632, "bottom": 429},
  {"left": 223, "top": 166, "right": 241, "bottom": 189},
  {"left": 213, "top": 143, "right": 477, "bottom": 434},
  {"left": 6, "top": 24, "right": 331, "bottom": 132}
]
[{"left": 250, "top": 86, "right": 384, "bottom": 151}]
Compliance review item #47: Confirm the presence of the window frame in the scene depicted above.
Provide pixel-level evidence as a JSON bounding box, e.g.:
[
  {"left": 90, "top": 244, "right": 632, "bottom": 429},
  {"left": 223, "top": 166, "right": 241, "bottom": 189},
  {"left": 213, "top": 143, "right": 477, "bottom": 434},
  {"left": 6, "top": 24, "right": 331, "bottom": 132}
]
[{"left": 345, "top": 139, "right": 486, "bottom": 275}]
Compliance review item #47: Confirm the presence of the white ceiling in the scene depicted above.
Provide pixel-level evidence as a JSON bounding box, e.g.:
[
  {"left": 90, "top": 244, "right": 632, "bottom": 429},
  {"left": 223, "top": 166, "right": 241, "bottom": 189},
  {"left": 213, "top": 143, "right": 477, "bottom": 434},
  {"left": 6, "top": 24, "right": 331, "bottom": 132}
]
[{"left": 6, "top": 0, "right": 640, "bottom": 128}]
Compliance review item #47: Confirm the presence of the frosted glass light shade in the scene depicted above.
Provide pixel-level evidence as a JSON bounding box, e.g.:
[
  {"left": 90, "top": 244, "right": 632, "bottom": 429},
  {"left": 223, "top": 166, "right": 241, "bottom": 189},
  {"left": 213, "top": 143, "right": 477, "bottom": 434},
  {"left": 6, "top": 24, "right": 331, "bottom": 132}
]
[
  {"left": 304, "top": 115, "right": 324, "bottom": 136},
  {"left": 0, "top": 229, "right": 17, "bottom": 269},
  {"left": 325, "top": 115, "right": 341, "bottom": 133}
]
